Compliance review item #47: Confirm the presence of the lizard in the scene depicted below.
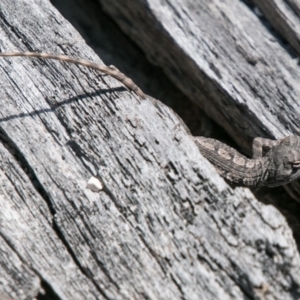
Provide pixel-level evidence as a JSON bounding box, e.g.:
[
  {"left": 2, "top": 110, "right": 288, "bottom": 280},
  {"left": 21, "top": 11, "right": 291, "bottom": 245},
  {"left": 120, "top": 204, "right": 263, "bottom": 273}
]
[
  {"left": 0, "top": 51, "right": 300, "bottom": 188},
  {"left": 193, "top": 136, "right": 300, "bottom": 188}
]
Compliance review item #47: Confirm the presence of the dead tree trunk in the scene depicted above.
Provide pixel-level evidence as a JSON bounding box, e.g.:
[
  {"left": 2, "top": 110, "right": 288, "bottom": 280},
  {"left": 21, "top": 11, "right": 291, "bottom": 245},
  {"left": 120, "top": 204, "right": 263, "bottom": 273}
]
[{"left": 0, "top": 0, "right": 299, "bottom": 299}]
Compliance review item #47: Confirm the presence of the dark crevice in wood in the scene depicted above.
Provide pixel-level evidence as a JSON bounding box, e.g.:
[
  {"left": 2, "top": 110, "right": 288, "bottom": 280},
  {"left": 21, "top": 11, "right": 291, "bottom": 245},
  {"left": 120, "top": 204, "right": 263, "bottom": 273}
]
[
  {"left": 0, "top": 128, "right": 56, "bottom": 216},
  {"left": 285, "top": 0, "right": 300, "bottom": 19},
  {"left": 51, "top": 219, "right": 111, "bottom": 299},
  {"left": 0, "top": 128, "right": 108, "bottom": 297},
  {"left": 242, "top": 0, "right": 299, "bottom": 59},
  {"left": 0, "top": 10, "right": 37, "bottom": 54},
  {"left": 36, "top": 279, "right": 60, "bottom": 300},
  {"left": 49, "top": 0, "right": 236, "bottom": 144},
  {"left": 66, "top": 139, "right": 99, "bottom": 176}
]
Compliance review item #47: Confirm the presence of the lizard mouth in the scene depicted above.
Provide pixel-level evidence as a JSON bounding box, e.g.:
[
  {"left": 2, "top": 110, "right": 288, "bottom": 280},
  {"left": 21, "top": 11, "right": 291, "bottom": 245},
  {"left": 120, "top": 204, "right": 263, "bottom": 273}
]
[{"left": 290, "top": 161, "right": 300, "bottom": 168}]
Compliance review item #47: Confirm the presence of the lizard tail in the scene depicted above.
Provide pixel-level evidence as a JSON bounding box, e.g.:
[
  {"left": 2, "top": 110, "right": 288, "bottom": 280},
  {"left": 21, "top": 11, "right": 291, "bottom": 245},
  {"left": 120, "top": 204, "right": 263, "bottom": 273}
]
[{"left": 0, "top": 51, "right": 145, "bottom": 99}]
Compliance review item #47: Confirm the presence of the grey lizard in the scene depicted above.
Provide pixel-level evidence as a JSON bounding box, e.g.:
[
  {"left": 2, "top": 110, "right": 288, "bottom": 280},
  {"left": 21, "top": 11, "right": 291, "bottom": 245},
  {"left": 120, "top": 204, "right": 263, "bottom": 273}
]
[
  {"left": 1, "top": 51, "right": 300, "bottom": 188},
  {"left": 193, "top": 136, "right": 300, "bottom": 188}
]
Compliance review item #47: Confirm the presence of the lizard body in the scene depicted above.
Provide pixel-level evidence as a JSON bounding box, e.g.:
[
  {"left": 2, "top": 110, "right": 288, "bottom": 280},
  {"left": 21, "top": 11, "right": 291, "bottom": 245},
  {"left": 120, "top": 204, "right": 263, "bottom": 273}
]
[{"left": 1, "top": 51, "right": 300, "bottom": 188}]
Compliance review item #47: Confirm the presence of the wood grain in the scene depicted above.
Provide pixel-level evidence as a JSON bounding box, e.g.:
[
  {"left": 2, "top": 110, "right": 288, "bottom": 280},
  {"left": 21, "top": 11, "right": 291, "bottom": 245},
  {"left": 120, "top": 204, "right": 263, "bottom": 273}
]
[{"left": 0, "top": 0, "right": 299, "bottom": 299}]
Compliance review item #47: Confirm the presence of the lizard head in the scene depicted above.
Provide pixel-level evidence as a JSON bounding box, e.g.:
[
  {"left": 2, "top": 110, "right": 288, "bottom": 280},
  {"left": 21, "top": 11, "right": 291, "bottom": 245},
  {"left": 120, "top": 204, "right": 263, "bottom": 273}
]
[{"left": 267, "top": 135, "right": 300, "bottom": 186}]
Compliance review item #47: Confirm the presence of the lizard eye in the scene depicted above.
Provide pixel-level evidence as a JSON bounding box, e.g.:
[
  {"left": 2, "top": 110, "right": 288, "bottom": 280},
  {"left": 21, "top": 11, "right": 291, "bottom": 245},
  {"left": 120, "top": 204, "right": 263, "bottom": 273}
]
[{"left": 289, "top": 161, "right": 300, "bottom": 169}]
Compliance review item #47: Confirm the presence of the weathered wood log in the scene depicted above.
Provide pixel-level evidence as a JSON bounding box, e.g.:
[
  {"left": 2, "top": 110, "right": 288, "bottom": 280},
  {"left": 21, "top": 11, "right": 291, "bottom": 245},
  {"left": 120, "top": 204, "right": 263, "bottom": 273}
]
[{"left": 0, "top": 0, "right": 299, "bottom": 299}]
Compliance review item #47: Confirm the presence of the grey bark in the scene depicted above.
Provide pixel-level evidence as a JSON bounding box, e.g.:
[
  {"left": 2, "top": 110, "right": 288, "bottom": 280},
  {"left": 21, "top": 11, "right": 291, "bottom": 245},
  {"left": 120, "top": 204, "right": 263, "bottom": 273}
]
[{"left": 0, "top": 1, "right": 299, "bottom": 300}]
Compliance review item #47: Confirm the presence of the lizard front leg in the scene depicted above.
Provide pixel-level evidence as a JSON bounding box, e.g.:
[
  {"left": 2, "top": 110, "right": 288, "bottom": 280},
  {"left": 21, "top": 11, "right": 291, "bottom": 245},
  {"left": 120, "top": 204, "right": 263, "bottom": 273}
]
[{"left": 252, "top": 137, "right": 281, "bottom": 159}]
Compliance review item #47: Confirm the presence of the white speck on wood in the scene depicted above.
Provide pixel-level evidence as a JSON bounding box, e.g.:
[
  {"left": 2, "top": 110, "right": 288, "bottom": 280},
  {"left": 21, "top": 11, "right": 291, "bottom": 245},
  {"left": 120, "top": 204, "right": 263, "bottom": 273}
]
[{"left": 86, "top": 176, "right": 103, "bottom": 192}]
